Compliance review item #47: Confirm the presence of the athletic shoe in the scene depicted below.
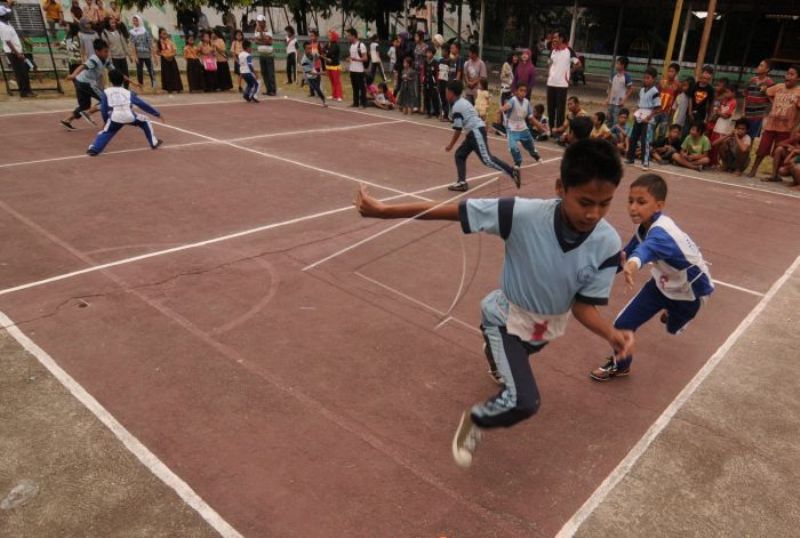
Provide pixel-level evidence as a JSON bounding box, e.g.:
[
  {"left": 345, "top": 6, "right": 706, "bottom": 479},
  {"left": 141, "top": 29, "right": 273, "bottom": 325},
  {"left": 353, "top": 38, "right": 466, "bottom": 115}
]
[
  {"left": 452, "top": 411, "right": 482, "bottom": 468},
  {"left": 152, "top": 139, "right": 163, "bottom": 150},
  {"left": 531, "top": 151, "right": 541, "bottom": 162},
  {"left": 60, "top": 120, "right": 76, "bottom": 130},
  {"left": 589, "top": 356, "right": 630, "bottom": 381},
  {"left": 79, "top": 111, "right": 96, "bottom": 126},
  {"left": 447, "top": 181, "right": 468, "bottom": 192},
  {"left": 322, "top": 102, "right": 329, "bottom": 108},
  {"left": 251, "top": 95, "right": 260, "bottom": 103},
  {"left": 512, "top": 166, "right": 522, "bottom": 189},
  {"left": 86, "top": 149, "right": 98, "bottom": 157},
  {"left": 639, "top": 162, "right": 650, "bottom": 170},
  {"left": 483, "top": 344, "right": 504, "bottom": 386}
]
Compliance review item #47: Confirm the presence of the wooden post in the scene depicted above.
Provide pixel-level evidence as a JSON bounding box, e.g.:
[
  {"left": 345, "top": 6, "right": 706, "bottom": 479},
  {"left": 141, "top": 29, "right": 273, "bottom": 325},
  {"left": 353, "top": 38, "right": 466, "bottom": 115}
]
[
  {"left": 478, "top": 0, "right": 485, "bottom": 58},
  {"left": 694, "top": 0, "right": 717, "bottom": 79},
  {"left": 610, "top": 6, "right": 624, "bottom": 78},
  {"left": 456, "top": 1, "right": 462, "bottom": 45},
  {"left": 737, "top": 16, "right": 757, "bottom": 87},
  {"left": 773, "top": 20, "right": 785, "bottom": 58},
  {"left": 663, "top": 0, "right": 684, "bottom": 76},
  {"left": 678, "top": 1, "right": 692, "bottom": 63},
  {"left": 568, "top": 0, "right": 578, "bottom": 47}
]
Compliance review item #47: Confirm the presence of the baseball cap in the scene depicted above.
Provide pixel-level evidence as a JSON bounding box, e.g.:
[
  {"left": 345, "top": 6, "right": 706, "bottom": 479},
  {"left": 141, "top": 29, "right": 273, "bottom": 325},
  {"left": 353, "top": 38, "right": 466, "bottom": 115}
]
[
  {"left": 256, "top": 14, "right": 265, "bottom": 22},
  {"left": 0, "top": 6, "right": 12, "bottom": 16}
]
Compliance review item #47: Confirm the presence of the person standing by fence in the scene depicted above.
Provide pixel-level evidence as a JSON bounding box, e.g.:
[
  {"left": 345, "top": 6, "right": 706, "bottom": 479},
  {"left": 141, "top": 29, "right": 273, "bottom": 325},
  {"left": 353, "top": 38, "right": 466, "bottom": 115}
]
[
  {"left": 0, "top": 6, "right": 34, "bottom": 97},
  {"left": 347, "top": 28, "right": 368, "bottom": 108},
  {"left": 254, "top": 15, "right": 275, "bottom": 96},
  {"left": 546, "top": 29, "right": 578, "bottom": 135}
]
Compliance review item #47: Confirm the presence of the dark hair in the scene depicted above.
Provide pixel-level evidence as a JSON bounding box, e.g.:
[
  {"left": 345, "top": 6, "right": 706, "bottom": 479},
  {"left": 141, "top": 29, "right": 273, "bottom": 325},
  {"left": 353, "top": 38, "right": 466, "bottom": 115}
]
[
  {"left": 534, "top": 103, "right": 544, "bottom": 113},
  {"left": 595, "top": 111, "right": 606, "bottom": 124},
  {"left": 303, "top": 41, "right": 311, "bottom": 48},
  {"left": 669, "top": 123, "right": 681, "bottom": 131},
  {"left": 570, "top": 116, "right": 593, "bottom": 141},
  {"left": 760, "top": 59, "right": 772, "bottom": 70},
  {"left": 516, "top": 83, "right": 528, "bottom": 91},
  {"left": 717, "top": 77, "right": 729, "bottom": 88},
  {"left": 93, "top": 38, "right": 108, "bottom": 51},
  {"left": 567, "top": 95, "right": 579, "bottom": 105},
  {"left": 378, "top": 82, "right": 388, "bottom": 92},
  {"left": 347, "top": 28, "right": 358, "bottom": 38},
  {"left": 561, "top": 138, "right": 623, "bottom": 190},
  {"left": 310, "top": 28, "right": 319, "bottom": 37},
  {"left": 788, "top": 64, "right": 800, "bottom": 76},
  {"left": 285, "top": 25, "right": 295, "bottom": 36},
  {"left": 616, "top": 56, "right": 629, "bottom": 68},
  {"left": 242, "top": 39, "right": 251, "bottom": 49},
  {"left": 643, "top": 66, "right": 657, "bottom": 78},
  {"left": 67, "top": 22, "right": 80, "bottom": 38},
  {"left": 681, "top": 76, "right": 695, "bottom": 93},
  {"left": 690, "top": 121, "right": 706, "bottom": 134},
  {"left": 416, "top": 30, "right": 425, "bottom": 41},
  {"left": 447, "top": 79, "right": 464, "bottom": 96},
  {"left": 702, "top": 64, "right": 714, "bottom": 75},
  {"left": 234, "top": 30, "right": 244, "bottom": 40},
  {"left": 631, "top": 174, "right": 668, "bottom": 202},
  {"left": 668, "top": 62, "right": 680, "bottom": 72},
  {"left": 365, "top": 74, "right": 374, "bottom": 85},
  {"left": 734, "top": 118, "right": 747, "bottom": 128},
  {"left": 619, "top": 107, "right": 630, "bottom": 116},
  {"left": 451, "top": 41, "right": 461, "bottom": 51},
  {"left": 213, "top": 28, "right": 224, "bottom": 39},
  {"left": 426, "top": 45, "right": 435, "bottom": 54},
  {"left": 553, "top": 28, "right": 567, "bottom": 41},
  {"left": 469, "top": 44, "right": 479, "bottom": 55},
  {"left": 108, "top": 69, "right": 124, "bottom": 86}
]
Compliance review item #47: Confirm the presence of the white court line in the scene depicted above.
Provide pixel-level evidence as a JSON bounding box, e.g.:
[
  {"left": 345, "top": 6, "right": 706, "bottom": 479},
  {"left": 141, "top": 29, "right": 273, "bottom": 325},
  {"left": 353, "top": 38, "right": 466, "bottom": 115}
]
[
  {"left": 355, "top": 272, "right": 480, "bottom": 335},
  {"left": 556, "top": 254, "right": 800, "bottom": 538},
  {"left": 648, "top": 164, "right": 800, "bottom": 200},
  {"left": 0, "top": 310, "right": 243, "bottom": 538},
  {"left": 1, "top": 118, "right": 400, "bottom": 170},
  {"left": 712, "top": 278, "right": 765, "bottom": 298},
  {"left": 0, "top": 98, "right": 245, "bottom": 118},
  {"left": 157, "top": 121, "right": 430, "bottom": 201},
  {"left": 302, "top": 177, "right": 499, "bottom": 271}
]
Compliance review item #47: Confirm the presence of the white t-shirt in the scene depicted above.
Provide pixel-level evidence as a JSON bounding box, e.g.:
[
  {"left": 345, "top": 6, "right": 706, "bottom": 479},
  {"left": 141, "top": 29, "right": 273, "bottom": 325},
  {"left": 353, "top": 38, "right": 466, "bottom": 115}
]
[
  {"left": 369, "top": 41, "right": 380, "bottom": 63},
  {"left": 547, "top": 46, "right": 577, "bottom": 88},
  {"left": 0, "top": 20, "right": 22, "bottom": 54},
  {"left": 286, "top": 36, "right": 297, "bottom": 55},
  {"left": 255, "top": 30, "right": 272, "bottom": 54},
  {"left": 349, "top": 41, "right": 367, "bottom": 73},
  {"left": 238, "top": 50, "right": 251, "bottom": 74},
  {"left": 104, "top": 86, "right": 136, "bottom": 123},
  {"left": 388, "top": 46, "right": 396, "bottom": 64}
]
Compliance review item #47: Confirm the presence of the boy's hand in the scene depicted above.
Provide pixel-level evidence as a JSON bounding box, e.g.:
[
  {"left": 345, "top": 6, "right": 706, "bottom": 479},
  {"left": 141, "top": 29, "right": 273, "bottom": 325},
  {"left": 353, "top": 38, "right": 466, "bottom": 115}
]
[
  {"left": 622, "top": 257, "right": 638, "bottom": 289},
  {"left": 354, "top": 185, "right": 384, "bottom": 218},
  {"left": 609, "top": 329, "right": 635, "bottom": 359}
]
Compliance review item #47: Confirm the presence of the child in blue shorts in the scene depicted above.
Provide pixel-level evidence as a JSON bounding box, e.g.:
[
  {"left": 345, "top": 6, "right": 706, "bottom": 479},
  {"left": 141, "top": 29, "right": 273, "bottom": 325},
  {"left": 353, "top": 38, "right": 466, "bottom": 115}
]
[
  {"left": 355, "top": 138, "right": 634, "bottom": 467},
  {"left": 590, "top": 174, "right": 714, "bottom": 381}
]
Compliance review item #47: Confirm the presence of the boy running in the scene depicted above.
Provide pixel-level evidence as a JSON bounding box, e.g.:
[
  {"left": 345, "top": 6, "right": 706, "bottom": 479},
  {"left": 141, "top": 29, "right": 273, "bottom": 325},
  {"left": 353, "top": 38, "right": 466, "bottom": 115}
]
[
  {"left": 355, "top": 138, "right": 633, "bottom": 467},
  {"left": 501, "top": 83, "right": 542, "bottom": 168},
  {"left": 61, "top": 39, "right": 135, "bottom": 130},
  {"left": 239, "top": 39, "right": 260, "bottom": 103},
  {"left": 590, "top": 174, "right": 713, "bottom": 381},
  {"left": 87, "top": 70, "right": 162, "bottom": 156},
  {"left": 445, "top": 80, "right": 519, "bottom": 192}
]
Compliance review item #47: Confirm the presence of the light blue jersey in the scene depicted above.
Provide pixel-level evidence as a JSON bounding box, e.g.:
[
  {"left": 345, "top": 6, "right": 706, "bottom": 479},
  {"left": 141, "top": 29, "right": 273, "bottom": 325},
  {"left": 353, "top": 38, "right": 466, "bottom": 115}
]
[
  {"left": 450, "top": 97, "right": 485, "bottom": 132},
  {"left": 460, "top": 197, "right": 621, "bottom": 343},
  {"left": 76, "top": 54, "right": 114, "bottom": 90},
  {"left": 624, "top": 213, "right": 714, "bottom": 301}
]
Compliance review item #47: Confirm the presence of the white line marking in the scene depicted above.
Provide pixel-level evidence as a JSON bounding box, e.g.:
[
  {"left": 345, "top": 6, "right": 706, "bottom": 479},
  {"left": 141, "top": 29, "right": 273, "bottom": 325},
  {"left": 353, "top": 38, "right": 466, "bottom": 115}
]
[
  {"left": 228, "top": 119, "right": 404, "bottom": 142},
  {"left": 0, "top": 98, "right": 245, "bottom": 118},
  {"left": 302, "top": 177, "right": 499, "bottom": 271},
  {"left": 158, "top": 121, "right": 430, "bottom": 201},
  {"left": 556, "top": 254, "right": 800, "bottom": 537},
  {"left": 0, "top": 310, "right": 243, "bottom": 538},
  {"left": 712, "top": 278, "right": 765, "bottom": 297}
]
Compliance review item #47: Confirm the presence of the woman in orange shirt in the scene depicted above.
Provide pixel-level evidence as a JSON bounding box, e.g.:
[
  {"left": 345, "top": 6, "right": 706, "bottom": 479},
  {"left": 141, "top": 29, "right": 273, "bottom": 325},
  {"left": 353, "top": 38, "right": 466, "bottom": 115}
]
[{"left": 183, "top": 34, "right": 204, "bottom": 92}]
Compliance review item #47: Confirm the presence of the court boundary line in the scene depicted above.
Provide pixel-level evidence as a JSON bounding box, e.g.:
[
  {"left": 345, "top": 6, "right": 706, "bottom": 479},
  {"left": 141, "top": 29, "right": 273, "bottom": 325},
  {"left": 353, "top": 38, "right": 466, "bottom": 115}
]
[
  {"left": 0, "top": 310, "right": 244, "bottom": 538},
  {"left": 712, "top": 278, "right": 765, "bottom": 297},
  {"left": 555, "top": 254, "right": 800, "bottom": 537},
  {"left": 0, "top": 98, "right": 245, "bottom": 117},
  {"left": 1, "top": 118, "right": 402, "bottom": 170}
]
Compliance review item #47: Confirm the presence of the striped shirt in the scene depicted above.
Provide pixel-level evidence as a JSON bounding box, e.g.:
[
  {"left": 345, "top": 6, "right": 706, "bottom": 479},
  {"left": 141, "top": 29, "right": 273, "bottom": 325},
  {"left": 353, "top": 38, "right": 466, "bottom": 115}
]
[{"left": 744, "top": 76, "right": 774, "bottom": 119}]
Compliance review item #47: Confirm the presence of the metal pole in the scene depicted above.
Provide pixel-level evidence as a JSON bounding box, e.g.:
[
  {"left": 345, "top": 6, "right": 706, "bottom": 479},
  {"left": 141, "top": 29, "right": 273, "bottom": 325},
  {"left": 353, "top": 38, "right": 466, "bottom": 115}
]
[
  {"left": 568, "top": 0, "right": 578, "bottom": 47},
  {"left": 773, "top": 20, "right": 785, "bottom": 58},
  {"left": 737, "top": 17, "right": 757, "bottom": 87},
  {"left": 694, "top": 0, "right": 717, "bottom": 79},
  {"left": 663, "top": 0, "right": 684, "bottom": 76},
  {"left": 678, "top": 1, "right": 691, "bottom": 64},
  {"left": 456, "top": 1, "right": 462, "bottom": 45},
  {"left": 610, "top": 6, "right": 624, "bottom": 78},
  {"left": 712, "top": 11, "right": 727, "bottom": 69},
  {"left": 478, "top": 0, "right": 485, "bottom": 58}
]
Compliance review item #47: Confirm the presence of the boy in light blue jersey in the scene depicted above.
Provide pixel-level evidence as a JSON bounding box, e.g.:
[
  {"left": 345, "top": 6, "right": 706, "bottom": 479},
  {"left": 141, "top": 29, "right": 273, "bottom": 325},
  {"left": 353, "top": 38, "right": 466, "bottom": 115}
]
[
  {"left": 301, "top": 41, "right": 327, "bottom": 106},
  {"left": 355, "top": 138, "right": 634, "bottom": 467},
  {"left": 501, "top": 83, "right": 542, "bottom": 167},
  {"left": 626, "top": 66, "right": 662, "bottom": 169},
  {"left": 591, "top": 174, "right": 713, "bottom": 381},
  {"left": 445, "top": 80, "right": 519, "bottom": 192}
]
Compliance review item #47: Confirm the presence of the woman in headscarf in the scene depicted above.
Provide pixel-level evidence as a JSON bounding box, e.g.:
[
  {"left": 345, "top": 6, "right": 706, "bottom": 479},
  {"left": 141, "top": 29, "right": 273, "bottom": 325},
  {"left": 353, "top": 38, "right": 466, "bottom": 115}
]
[
  {"left": 512, "top": 48, "right": 535, "bottom": 101},
  {"left": 130, "top": 15, "right": 155, "bottom": 89},
  {"left": 324, "top": 29, "right": 342, "bottom": 101}
]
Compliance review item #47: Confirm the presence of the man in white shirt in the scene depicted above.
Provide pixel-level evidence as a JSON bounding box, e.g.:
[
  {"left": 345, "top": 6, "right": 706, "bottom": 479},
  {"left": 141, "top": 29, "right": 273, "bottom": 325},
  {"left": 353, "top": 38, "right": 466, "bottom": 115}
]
[
  {"left": 347, "top": 27, "right": 368, "bottom": 108},
  {"left": 546, "top": 29, "right": 578, "bottom": 134},
  {"left": 0, "top": 6, "right": 34, "bottom": 97},
  {"left": 368, "top": 34, "right": 385, "bottom": 83},
  {"left": 254, "top": 15, "right": 276, "bottom": 95}
]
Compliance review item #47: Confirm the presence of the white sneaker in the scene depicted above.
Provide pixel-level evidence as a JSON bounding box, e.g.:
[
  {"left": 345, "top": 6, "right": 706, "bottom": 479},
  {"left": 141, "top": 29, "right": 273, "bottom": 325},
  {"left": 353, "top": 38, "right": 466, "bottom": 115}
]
[{"left": 452, "top": 412, "right": 482, "bottom": 468}]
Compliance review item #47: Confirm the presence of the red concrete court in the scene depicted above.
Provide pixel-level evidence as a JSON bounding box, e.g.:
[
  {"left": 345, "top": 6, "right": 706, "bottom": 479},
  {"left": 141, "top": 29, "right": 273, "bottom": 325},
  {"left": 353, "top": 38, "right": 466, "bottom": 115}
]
[{"left": 1, "top": 99, "right": 799, "bottom": 537}]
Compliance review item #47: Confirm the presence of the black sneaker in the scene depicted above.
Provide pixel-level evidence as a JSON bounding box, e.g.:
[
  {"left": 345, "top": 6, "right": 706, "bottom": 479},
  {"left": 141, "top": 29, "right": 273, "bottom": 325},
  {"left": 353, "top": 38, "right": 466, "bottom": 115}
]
[
  {"left": 251, "top": 95, "right": 260, "bottom": 103},
  {"left": 86, "top": 149, "right": 98, "bottom": 157},
  {"left": 589, "top": 356, "right": 630, "bottom": 381},
  {"left": 531, "top": 151, "right": 541, "bottom": 162},
  {"left": 447, "top": 181, "right": 468, "bottom": 192},
  {"left": 152, "top": 139, "right": 163, "bottom": 150},
  {"left": 60, "top": 120, "right": 76, "bottom": 130},
  {"left": 512, "top": 166, "right": 522, "bottom": 189}
]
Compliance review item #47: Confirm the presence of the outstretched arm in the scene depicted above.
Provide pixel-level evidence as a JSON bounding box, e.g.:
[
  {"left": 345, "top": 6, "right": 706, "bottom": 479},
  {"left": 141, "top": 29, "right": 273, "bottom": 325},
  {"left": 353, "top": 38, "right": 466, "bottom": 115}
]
[
  {"left": 354, "top": 185, "right": 459, "bottom": 221},
  {"left": 572, "top": 302, "right": 634, "bottom": 358}
]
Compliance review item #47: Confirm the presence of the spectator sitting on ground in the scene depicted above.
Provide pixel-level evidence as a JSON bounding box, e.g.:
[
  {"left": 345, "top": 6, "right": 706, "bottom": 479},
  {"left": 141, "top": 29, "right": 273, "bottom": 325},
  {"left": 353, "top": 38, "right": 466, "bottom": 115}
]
[
  {"left": 553, "top": 95, "right": 587, "bottom": 145},
  {"left": 652, "top": 123, "right": 683, "bottom": 165},
  {"left": 590, "top": 111, "right": 612, "bottom": 140},
  {"left": 715, "top": 118, "right": 752, "bottom": 176},
  {"left": 563, "top": 115, "right": 592, "bottom": 145},
  {"left": 531, "top": 103, "right": 549, "bottom": 141},
  {"left": 610, "top": 107, "right": 630, "bottom": 155},
  {"left": 374, "top": 82, "right": 395, "bottom": 110},
  {"left": 672, "top": 122, "right": 711, "bottom": 171},
  {"left": 766, "top": 130, "right": 800, "bottom": 183}
]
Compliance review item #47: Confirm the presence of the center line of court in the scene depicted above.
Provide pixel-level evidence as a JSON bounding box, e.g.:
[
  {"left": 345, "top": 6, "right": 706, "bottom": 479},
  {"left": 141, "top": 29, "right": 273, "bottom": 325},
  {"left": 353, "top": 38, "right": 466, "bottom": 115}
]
[{"left": 157, "top": 121, "right": 431, "bottom": 201}]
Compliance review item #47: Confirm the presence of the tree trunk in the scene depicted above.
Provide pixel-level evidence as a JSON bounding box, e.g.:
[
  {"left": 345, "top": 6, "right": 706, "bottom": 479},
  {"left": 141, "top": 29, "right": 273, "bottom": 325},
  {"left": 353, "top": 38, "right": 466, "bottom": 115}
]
[
  {"left": 376, "top": 9, "right": 390, "bottom": 40},
  {"left": 436, "top": 0, "right": 445, "bottom": 36},
  {"left": 292, "top": 8, "right": 307, "bottom": 35}
]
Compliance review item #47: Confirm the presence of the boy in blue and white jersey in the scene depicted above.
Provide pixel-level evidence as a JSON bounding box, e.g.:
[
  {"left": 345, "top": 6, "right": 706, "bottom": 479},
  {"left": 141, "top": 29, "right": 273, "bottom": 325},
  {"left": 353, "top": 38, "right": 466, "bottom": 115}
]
[
  {"left": 355, "top": 138, "right": 634, "bottom": 467},
  {"left": 87, "top": 69, "right": 162, "bottom": 156},
  {"left": 301, "top": 41, "right": 327, "bottom": 106},
  {"left": 501, "top": 83, "right": 542, "bottom": 168},
  {"left": 239, "top": 39, "right": 260, "bottom": 103},
  {"left": 591, "top": 174, "right": 713, "bottom": 381},
  {"left": 446, "top": 80, "right": 519, "bottom": 192}
]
